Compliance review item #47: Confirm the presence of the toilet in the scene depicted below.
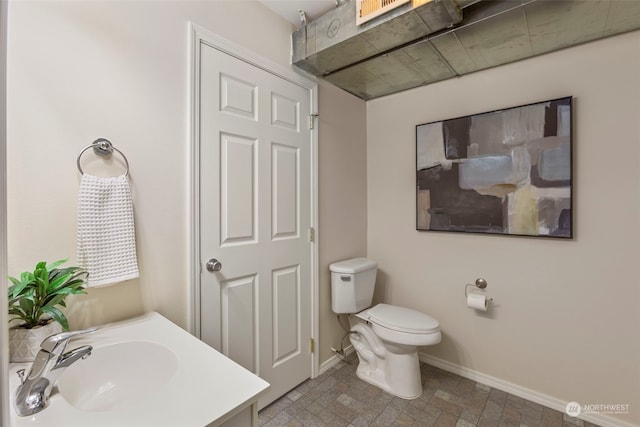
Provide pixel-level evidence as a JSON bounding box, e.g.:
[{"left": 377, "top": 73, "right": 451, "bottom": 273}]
[{"left": 330, "top": 257, "right": 441, "bottom": 399}]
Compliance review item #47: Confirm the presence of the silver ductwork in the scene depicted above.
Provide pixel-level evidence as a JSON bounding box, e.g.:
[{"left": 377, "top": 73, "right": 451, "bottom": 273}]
[{"left": 292, "top": 0, "right": 640, "bottom": 100}]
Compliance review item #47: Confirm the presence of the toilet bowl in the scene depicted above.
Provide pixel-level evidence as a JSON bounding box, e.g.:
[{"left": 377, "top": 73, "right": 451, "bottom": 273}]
[
  {"left": 329, "top": 258, "right": 441, "bottom": 399},
  {"left": 350, "top": 304, "right": 441, "bottom": 399}
]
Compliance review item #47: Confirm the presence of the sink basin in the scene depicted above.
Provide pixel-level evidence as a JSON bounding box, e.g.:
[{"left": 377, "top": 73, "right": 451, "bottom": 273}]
[
  {"left": 57, "top": 341, "right": 178, "bottom": 412},
  {"left": 10, "top": 312, "right": 270, "bottom": 426}
]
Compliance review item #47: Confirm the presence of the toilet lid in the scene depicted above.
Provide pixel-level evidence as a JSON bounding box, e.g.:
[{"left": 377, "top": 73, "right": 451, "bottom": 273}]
[{"left": 366, "top": 304, "right": 440, "bottom": 334}]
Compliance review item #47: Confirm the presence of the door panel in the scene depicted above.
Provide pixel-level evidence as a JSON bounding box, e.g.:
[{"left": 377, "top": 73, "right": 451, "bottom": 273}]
[
  {"left": 220, "top": 133, "right": 257, "bottom": 246},
  {"left": 272, "top": 265, "right": 300, "bottom": 365},
  {"left": 220, "top": 73, "right": 258, "bottom": 120},
  {"left": 199, "top": 42, "right": 312, "bottom": 409},
  {"left": 272, "top": 143, "right": 299, "bottom": 239},
  {"left": 221, "top": 274, "right": 257, "bottom": 372}
]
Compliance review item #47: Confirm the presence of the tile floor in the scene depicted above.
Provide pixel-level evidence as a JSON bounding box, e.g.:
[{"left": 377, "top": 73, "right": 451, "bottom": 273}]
[{"left": 258, "top": 358, "right": 601, "bottom": 427}]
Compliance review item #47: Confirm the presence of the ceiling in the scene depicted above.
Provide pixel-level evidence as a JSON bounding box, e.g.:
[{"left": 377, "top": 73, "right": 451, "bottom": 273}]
[
  {"left": 265, "top": 0, "right": 640, "bottom": 100},
  {"left": 259, "top": 0, "right": 337, "bottom": 28}
]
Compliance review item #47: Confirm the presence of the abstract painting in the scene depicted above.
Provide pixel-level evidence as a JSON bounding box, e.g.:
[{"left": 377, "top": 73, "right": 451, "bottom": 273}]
[{"left": 416, "top": 97, "right": 572, "bottom": 238}]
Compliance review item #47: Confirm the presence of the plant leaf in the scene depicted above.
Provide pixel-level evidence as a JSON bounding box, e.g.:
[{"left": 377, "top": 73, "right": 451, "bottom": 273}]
[
  {"left": 18, "top": 297, "right": 33, "bottom": 317},
  {"left": 47, "top": 271, "right": 72, "bottom": 292},
  {"left": 46, "top": 259, "right": 68, "bottom": 271},
  {"left": 42, "top": 306, "right": 69, "bottom": 331},
  {"left": 10, "top": 274, "right": 33, "bottom": 299},
  {"left": 8, "top": 306, "right": 26, "bottom": 318}
]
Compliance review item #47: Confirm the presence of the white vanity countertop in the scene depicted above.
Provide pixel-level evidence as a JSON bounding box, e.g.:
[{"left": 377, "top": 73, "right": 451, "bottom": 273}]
[{"left": 9, "top": 312, "right": 270, "bottom": 426}]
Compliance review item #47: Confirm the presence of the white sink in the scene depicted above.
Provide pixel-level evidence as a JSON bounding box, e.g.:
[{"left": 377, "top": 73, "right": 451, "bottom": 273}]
[
  {"left": 10, "top": 312, "right": 269, "bottom": 426},
  {"left": 57, "top": 341, "right": 178, "bottom": 412}
]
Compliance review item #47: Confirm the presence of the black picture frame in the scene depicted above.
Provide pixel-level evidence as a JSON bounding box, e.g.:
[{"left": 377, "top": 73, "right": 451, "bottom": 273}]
[{"left": 416, "top": 96, "right": 573, "bottom": 238}]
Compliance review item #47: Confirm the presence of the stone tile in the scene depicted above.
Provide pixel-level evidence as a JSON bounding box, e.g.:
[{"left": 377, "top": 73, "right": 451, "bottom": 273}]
[
  {"left": 258, "top": 361, "right": 596, "bottom": 427},
  {"left": 372, "top": 391, "right": 394, "bottom": 407},
  {"left": 286, "top": 389, "right": 304, "bottom": 402},
  {"left": 477, "top": 418, "right": 500, "bottom": 427},
  {"left": 454, "top": 378, "right": 477, "bottom": 397},
  {"left": 293, "top": 409, "right": 326, "bottom": 427},
  {"left": 402, "top": 403, "right": 439, "bottom": 425},
  {"left": 351, "top": 405, "right": 384, "bottom": 426},
  {"left": 346, "top": 383, "right": 382, "bottom": 403},
  {"left": 541, "top": 407, "right": 564, "bottom": 427},
  {"left": 524, "top": 399, "right": 545, "bottom": 412},
  {"left": 284, "top": 395, "right": 313, "bottom": 417},
  {"left": 389, "top": 396, "right": 412, "bottom": 411},
  {"left": 430, "top": 396, "right": 464, "bottom": 417},
  {"left": 498, "top": 407, "right": 522, "bottom": 427},
  {"left": 481, "top": 400, "right": 505, "bottom": 421},
  {"left": 460, "top": 406, "right": 482, "bottom": 425},
  {"left": 520, "top": 411, "right": 544, "bottom": 427},
  {"left": 501, "top": 407, "right": 522, "bottom": 423},
  {"left": 262, "top": 410, "right": 294, "bottom": 427},
  {"left": 562, "top": 414, "right": 584, "bottom": 426},
  {"left": 260, "top": 396, "right": 294, "bottom": 419},
  {"left": 521, "top": 403, "right": 544, "bottom": 421},
  {"left": 507, "top": 393, "right": 524, "bottom": 403},
  {"left": 456, "top": 419, "right": 476, "bottom": 427},
  {"left": 409, "top": 395, "right": 429, "bottom": 411},
  {"left": 394, "top": 412, "right": 416, "bottom": 426},
  {"left": 305, "top": 401, "right": 337, "bottom": 423},
  {"left": 373, "top": 405, "right": 401, "bottom": 425},
  {"left": 462, "top": 390, "right": 490, "bottom": 411},
  {"left": 421, "top": 387, "right": 437, "bottom": 402},
  {"left": 476, "top": 382, "right": 492, "bottom": 392},
  {"left": 435, "top": 389, "right": 455, "bottom": 401},
  {"left": 488, "top": 388, "right": 508, "bottom": 406},
  {"left": 328, "top": 400, "right": 359, "bottom": 423},
  {"left": 325, "top": 417, "right": 350, "bottom": 427},
  {"left": 434, "top": 412, "right": 459, "bottom": 427},
  {"left": 316, "top": 375, "right": 339, "bottom": 392},
  {"left": 315, "top": 389, "right": 343, "bottom": 408},
  {"left": 334, "top": 381, "right": 350, "bottom": 393},
  {"left": 504, "top": 396, "right": 524, "bottom": 412}
]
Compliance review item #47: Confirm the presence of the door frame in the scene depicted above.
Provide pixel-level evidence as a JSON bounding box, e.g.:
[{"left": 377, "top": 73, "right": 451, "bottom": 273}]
[
  {"left": 1, "top": 1, "right": 9, "bottom": 424},
  {"left": 187, "top": 22, "right": 320, "bottom": 378}
]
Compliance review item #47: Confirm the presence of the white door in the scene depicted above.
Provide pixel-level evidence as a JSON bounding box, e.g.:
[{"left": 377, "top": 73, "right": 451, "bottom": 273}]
[{"left": 198, "top": 42, "right": 313, "bottom": 409}]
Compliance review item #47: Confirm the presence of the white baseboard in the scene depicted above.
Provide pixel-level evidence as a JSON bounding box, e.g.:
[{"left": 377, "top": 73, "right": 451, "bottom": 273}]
[
  {"left": 318, "top": 345, "right": 355, "bottom": 376},
  {"left": 419, "top": 352, "right": 638, "bottom": 427}
]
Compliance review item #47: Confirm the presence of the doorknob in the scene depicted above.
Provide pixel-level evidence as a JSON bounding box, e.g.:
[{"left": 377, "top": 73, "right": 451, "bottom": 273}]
[{"left": 206, "top": 258, "right": 222, "bottom": 272}]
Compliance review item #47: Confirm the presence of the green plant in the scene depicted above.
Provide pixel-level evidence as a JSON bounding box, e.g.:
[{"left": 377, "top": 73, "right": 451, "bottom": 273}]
[{"left": 8, "top": 259, "right": 88, "bottom": 331}]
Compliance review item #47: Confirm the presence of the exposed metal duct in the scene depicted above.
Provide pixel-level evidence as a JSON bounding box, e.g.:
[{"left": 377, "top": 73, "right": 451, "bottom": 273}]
[{"left": 292, "top": 0, "right": 640, "bottom": 100}]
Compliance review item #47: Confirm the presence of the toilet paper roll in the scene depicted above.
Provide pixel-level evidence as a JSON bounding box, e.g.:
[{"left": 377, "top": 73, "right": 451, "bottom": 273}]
[{"left": 467, "top": 292, "right": 488, "bottom": 311}]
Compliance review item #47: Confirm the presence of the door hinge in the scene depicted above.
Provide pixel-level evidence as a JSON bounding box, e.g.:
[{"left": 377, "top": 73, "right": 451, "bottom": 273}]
[
  {"left": 308, "top": 113, "right": 319, "bottom": 130},
  {"left": 308, "top": 227, "right": 315, "bottom": 242},
  {"left": 309, "top": 338, "right": 315, "bottom": 354}
]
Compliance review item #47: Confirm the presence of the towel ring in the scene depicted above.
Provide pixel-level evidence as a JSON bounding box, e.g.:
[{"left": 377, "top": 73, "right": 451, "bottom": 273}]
[{"left": 77, "top": 138, "right": 129, "bottom": 177}]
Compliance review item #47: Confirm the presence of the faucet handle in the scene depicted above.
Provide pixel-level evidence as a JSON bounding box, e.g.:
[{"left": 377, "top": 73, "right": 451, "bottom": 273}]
[
  {"left": 16, "top": 369, "right": 26, "bottom": 385},
  {"left": 40, "top": 327, "right": 98, "bottom": 355}
]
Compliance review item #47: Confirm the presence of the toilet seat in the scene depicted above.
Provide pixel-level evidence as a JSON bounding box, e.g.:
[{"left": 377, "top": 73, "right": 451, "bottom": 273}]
[
  {"left": 356, "top": 304, "right": 441, "bottom": 347},
  {"left": 367, "top": 304, "right": 440, "bottom": 334}
]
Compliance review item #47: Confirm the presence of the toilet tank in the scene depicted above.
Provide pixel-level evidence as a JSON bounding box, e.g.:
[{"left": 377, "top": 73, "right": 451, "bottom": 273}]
[{"left": 330, "top": 258, "right": 378, "bottom": 314}]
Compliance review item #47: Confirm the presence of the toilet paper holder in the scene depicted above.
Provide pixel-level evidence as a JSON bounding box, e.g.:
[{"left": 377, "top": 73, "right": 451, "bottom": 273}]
[{"left": 465, "top": 278, "right": 494, "bottom": 301}]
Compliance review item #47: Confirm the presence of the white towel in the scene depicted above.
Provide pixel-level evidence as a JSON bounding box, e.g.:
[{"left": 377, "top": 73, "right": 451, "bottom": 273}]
[{"left": 77, "top": 174, "right": 139, "bottom": 287}]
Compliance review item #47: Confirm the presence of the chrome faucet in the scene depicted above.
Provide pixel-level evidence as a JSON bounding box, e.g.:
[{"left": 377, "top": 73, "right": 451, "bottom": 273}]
[{"left": 14, "top": 327, "right": 97, "bottom": 416}]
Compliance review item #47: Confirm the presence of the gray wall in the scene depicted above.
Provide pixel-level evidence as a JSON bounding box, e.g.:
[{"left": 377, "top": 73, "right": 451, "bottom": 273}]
[{"left": 366, "top": 30, "right": 640, "bottom": 425}]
